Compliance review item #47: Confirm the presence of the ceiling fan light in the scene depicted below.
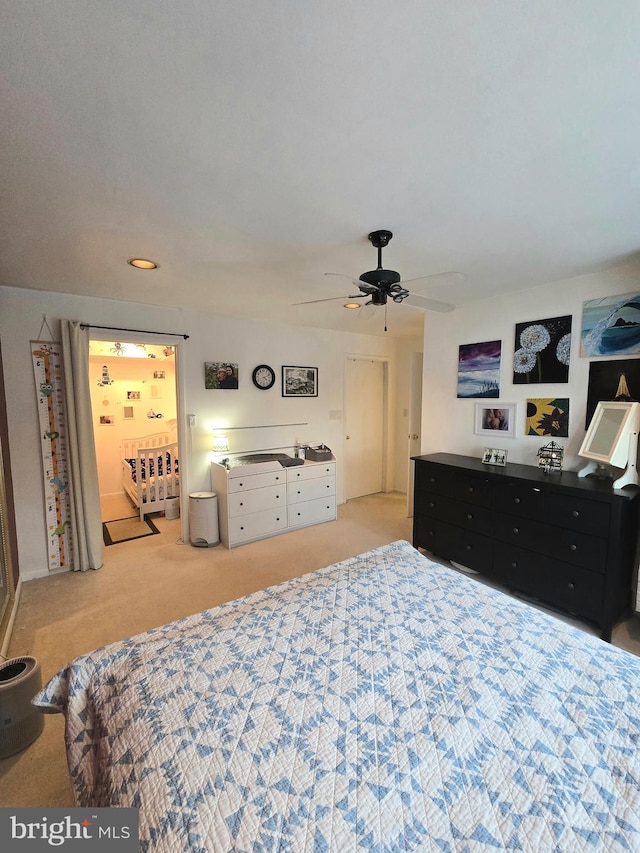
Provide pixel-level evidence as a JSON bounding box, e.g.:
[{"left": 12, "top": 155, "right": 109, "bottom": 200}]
[
  {"left": 344, "top": 302, "right": 361, "bottom": 309},
  {"left": 128, "top": 258, "right": 158, "bottom": 270}
]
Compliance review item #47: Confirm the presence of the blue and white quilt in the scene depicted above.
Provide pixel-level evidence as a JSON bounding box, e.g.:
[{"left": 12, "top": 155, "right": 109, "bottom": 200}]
[{"left": 34, "top": 540, "right": 640, "bottom": 852}]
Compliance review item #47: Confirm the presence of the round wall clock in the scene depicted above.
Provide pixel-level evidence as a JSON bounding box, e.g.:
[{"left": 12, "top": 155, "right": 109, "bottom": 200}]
[{"left": 252, "top": 364, "right": 276, "bottom": 390}]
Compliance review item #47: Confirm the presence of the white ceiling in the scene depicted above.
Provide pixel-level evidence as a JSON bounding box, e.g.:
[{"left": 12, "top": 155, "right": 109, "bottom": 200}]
[{"left": 2, "top": 1, "right": 640, "bottom": 337}]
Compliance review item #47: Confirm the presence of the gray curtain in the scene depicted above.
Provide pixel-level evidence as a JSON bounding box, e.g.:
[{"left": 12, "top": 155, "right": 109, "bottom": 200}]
[{"left": 60, "top": 320, "right": 103, "bottom": 571}]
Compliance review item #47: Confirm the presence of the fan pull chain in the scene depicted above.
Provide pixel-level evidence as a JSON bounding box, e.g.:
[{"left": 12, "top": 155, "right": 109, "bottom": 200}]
[{"left": 384, "top": 303, "right": 388, "bottom": 332}]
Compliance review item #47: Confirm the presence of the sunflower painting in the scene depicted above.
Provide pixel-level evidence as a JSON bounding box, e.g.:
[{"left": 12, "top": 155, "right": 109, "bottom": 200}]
[
  {"left": 526, "top": 398, "right": 569, "bottom": 437},
  {"left": 513, "top": 315, "right": 572, "bottom": 383}
]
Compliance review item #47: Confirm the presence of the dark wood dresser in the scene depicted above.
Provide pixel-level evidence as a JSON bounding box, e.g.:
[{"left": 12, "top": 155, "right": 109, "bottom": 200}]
[{"left": 412, "top": 452, "right": 640, "bottom": 640}]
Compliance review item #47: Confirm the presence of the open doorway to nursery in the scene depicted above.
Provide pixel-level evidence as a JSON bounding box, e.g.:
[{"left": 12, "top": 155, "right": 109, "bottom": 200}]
[{"left": 88, "top": 341, "right": 178, "bottom": 524}]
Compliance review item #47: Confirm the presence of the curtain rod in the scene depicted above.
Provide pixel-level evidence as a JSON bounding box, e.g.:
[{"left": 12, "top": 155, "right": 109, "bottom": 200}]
[{"left": 80, "top": 324, "right": 189, "bottom": 339}]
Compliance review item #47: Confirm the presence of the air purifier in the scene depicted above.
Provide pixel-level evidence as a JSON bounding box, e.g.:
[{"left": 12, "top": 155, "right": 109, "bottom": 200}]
[{"left": 0, "top": 656, "right": 44, "bottom": 758}]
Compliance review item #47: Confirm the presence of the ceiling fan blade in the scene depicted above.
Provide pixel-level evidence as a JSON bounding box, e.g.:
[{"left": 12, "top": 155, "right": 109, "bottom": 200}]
[
  {"left": 293, "top": 294, "right": 364, "bottom": 306},
  {"left": 403, "top": 293, "right": 456, "bottom": 313},
  {"left": 324, "top": 272, "right": 381, "bottom": 292},
  {"left": 400, "top": 271, "right": 466, "bottom": 288}
]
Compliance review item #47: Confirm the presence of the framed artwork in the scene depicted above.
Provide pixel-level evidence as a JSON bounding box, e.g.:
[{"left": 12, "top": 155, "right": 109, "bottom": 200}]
[
  {"left": 513, "top": 315, "right": 572, "bottom": 384},
  {"left": 126, "top": 390, "right": 141, "bottom": 400},
  {"left": 585, "top": 358, "right": 640, "bottom": 427},
  {"left": 99, "top": 415, "right": 114, "bottom": 425},
  {"left": 474, "top": 402, "right": 516, "bottom": 438},
  {"left": 456, "top": 340, "right": 501, "bottom": 398},
  {"left": 205, "top": 362, "right": 239, "bottom": 389},
  {"left": 153, "top": 370, "right": 166, "bottom": 379},
  {"left": 282, "top": 366, "right": 318, "bottom": 397},
  {"left": 123, "top": 406, "right": 135, "bottom": 420},
  {"left": 580, "top": 292, "right": 640, "bottom": 357},
  {"left": 526, "top": 398, "right": 569, "bottom": 437},
  {"left": 482, "top": 448, "right": 507, "bottom": 466}
]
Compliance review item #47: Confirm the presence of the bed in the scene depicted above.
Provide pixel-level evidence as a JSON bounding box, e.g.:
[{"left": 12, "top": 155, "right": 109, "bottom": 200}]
[
  {"left": 34, "top": 540, "right": 640, "bottom": 852},
  {"left": 121, "top": 427, "right": 179, "bottom": 519}
]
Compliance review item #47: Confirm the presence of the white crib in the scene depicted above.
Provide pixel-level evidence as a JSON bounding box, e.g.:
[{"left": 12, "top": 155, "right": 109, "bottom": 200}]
[{"left": 121, "top": 427, "right": 179, "bottom": 520}]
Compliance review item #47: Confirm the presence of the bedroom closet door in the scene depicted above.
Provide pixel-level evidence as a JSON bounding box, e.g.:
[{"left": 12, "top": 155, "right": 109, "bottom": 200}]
[{"left": 344, "top": 357, "right": 386, "bottom": 499}]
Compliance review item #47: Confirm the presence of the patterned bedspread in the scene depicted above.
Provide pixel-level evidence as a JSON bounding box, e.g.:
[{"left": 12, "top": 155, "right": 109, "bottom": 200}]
[{"left": 34, "top": 540, "right": 640, "bottom": 852}]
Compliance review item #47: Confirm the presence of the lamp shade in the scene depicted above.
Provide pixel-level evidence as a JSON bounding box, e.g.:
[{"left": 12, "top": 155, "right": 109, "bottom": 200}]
[{"left": 212, "top": 434, "right": 229, "bottom": 453}]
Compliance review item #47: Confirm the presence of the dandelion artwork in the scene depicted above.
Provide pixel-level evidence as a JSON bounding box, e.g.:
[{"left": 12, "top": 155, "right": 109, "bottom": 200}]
[
  {"left": 513, "top": 315, "right": 572, "bottom": 384},
  {"left": 526, "top": 398, "right": 569, "bottom": 437}
]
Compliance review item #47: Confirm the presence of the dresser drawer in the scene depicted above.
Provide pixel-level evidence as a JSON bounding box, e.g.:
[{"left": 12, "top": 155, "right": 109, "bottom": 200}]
[
  {"left": 545, "top": 492, "right": 610, "bottom": 537},
  {"left": 420, "top": 463, "right": 492, "bottom": 507},
  {"left": 543, "top": 525, "right": 607, "bottom": 574},
  {"left": 229, "top": 508, "right": 288, "bottom": 543},
  {"left": 288, "top": 495, "right": 336, "bottom": 527},
  {"left": 493, "top": 541, "right": 605, "bottom": 623},
  {"left": 287, "top": 462, "right": 335, "bottom": 483},
  {"left": 229, "top": 470, "right": 286, "bottom": 492},
  {"left": 494, "top": 512, "right": 549, "bottom": 551},
  {"left": 494, "top": 512, "right": 607, "bottom": 573},
  {"left": 418, "top": 493, "right": 491, "bottom": 533},
  {"left": 288, "top": 476, "right": 335, "bottom": 504},
  {"left": 494, "top": 481, "right": 546, "bottom": 521},
  {"left": 416, "top": 517, "right": 492, "bottom": 573},
  {"left": 229, "top": 484, "right": 286, "bottom": 517}
]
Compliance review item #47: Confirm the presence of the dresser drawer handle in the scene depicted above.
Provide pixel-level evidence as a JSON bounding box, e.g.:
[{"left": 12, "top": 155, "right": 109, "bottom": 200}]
[
  {"left": 512, "top": 527, "right": 519, "bottom": 534},
  {"left": 465, "top": 544, "right": 472, "bottom": 550},
  {"left": 429, "top": 477, "right": 436, "bottom": 483},
  {"left": 466, "top": 513, "right": 473, "bottom": 520},
  {"left": 572, "top": 510, "right": 580, "bottom": 517},
  {"left": 511, "top": 561, "right": 518, "bottom": 568},
  {"left": 467, "top": 486, "right": 474, "bottom": 493},
  {"left": 428, "top": 502, "right": 435, "bottom": 508},
  {"left": 570, "top": 544, "right": 577, "bottom": 551},
  {"left": 568, "top": 582, "right": 575, "bottom": 590},
  {"left": 514, "top": 498, "right": 521, "bottom": 504}
]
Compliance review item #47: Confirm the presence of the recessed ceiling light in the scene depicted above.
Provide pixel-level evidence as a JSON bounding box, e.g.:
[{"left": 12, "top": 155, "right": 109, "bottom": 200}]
[
  {"left": 128, "top": 258, "right": 158, "bottom": 270},
  {"left": 344, "top": 302, "right": 361, "bottom": 309}
]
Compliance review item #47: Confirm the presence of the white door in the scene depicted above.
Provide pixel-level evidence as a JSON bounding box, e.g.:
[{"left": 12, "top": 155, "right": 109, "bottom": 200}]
[
  {"left": 406, "top": 351, "right": 423, "bottom": 516},
  {"left": 344, "top": 357, "right": 385, "bottom": 499}
]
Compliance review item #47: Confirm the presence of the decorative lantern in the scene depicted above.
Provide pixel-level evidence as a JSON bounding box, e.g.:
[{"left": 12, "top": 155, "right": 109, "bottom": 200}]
[{"left": 537, "top": 441, "right": 564, "bottom": 473}]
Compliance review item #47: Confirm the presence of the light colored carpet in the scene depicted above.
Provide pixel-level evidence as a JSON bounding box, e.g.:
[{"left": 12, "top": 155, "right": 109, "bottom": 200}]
[{"left": 1, "top": 491, "right": 638, "bottom": 808}]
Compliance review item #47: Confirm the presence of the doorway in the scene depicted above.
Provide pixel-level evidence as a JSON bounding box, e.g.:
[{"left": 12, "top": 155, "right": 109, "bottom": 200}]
[
  {"left": 344, "top": 356, "right": 387, "bottom": 499},
  {"left": 88, "top": 340, "right": 179, "bottom": 522},
  {"left": 406, "top": 351, "right": 423, "bottom": 516}
]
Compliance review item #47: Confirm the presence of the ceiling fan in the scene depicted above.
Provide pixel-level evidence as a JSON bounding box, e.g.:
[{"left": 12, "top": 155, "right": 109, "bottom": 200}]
[{"left": 295, "top": 230, "right": 463, "bottom": 329}]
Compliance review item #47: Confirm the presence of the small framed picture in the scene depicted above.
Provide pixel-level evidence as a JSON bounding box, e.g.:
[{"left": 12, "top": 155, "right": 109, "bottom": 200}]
[
  {"left": 475, "top": 402, "right": 516, "bottom": 438},
  {"left": 205, "top": 362, "right": 239, "bottom": 389},
  {"left": 123, "top": 406, "right": 135, "bottom": 420},
  {"left": 127, "top": 390, "right": 141, "bottom": 400},
  {"left": 482, "top": 447, "right": 508, "bottom": 466},
  {"left": 99, "top": 414, "right": 114, "bottom": 425},
  {"left": 153, "top": 370, "right": 166, "bottom": 379},
  {"left": 282, "top": 366, "right": 318, "bottom": 397}
]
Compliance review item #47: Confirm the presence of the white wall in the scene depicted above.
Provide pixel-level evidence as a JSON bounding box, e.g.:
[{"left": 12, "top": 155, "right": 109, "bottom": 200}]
[
  {"left": 0, "top": 286, "right": 406, "bottom": 580},
  {"left": 420, "top": 259, "right": 640, "bottom": 470}
]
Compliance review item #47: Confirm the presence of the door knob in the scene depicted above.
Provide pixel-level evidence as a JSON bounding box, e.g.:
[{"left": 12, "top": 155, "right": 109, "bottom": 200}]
[
  {"left": 346, "top": 435, "right": 350, "bottom": 439},
  {"left": 412, "top": 434, "right": 419, "bottom": 440}
]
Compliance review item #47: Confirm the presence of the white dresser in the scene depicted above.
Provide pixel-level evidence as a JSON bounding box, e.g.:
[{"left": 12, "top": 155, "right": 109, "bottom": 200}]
[{"left": 211, "top": 459, "right": 336, "bottom": 548}]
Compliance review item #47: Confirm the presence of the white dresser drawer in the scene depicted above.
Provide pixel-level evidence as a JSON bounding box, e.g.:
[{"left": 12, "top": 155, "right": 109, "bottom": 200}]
[
  {"left": 229, "top": 470, "right": 286, "bottom": 492},
  {"left": 287, "top": 462, "right": 335, "bottom": 483},
  {"left": 229, "top": 508, "right": 288, "bottom": 544},
  {"left": 288, "top": 495, "right": 336, "bottom": 528},
  {"left": 288, "top": 476, "right": 336, "bottom": 505},
  {"left": 229, "top": 484, "right": 287, "bottom": 517}
]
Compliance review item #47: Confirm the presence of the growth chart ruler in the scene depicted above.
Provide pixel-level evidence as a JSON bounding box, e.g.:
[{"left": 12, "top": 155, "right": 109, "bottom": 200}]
[{"left": 31, "top": 341, "right": 72, "bottom": 570}]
